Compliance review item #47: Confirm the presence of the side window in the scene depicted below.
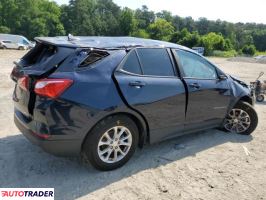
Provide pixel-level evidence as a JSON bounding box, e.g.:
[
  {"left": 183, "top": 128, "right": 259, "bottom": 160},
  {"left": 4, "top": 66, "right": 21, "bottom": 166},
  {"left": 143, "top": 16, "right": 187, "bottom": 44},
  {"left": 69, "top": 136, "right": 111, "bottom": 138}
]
[
  {"left": 122, "top": 50, "right": 142, "bottom": 74},
  {"left": 79, "top": 50, "right": 109, "bottom": 68},
  {"left": 137, "top": 48, "right": 175, "bottom": 76},
  {"left": 176, "top": 50, "right": 217, "bottom": 79},
  {"left": 22, "top": 39, "right": 29, "bottom": 45}
]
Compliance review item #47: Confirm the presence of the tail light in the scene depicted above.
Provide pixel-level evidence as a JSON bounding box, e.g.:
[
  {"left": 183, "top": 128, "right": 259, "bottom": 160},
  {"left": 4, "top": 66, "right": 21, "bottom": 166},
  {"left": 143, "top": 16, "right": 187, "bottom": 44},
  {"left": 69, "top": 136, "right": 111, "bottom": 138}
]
[
  {"left": 32, "top": 132, "right": 50, "bottom": 139},
  {"left": 17, "top": 76, "right": 29, "bottom": 91},
  {"left": 34, "top": 79, "right": 73, "bottom": 98}
]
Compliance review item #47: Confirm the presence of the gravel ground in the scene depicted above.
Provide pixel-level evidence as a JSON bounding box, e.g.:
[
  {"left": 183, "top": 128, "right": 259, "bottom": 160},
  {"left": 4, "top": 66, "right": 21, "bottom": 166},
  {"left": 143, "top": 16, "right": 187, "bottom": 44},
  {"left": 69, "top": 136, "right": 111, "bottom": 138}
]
[
  {"left": 0, "top": 50, "right": 266, "bottom": 200},
  {"left": 228, "top": 56, "right": 266, "bottom": 64}
]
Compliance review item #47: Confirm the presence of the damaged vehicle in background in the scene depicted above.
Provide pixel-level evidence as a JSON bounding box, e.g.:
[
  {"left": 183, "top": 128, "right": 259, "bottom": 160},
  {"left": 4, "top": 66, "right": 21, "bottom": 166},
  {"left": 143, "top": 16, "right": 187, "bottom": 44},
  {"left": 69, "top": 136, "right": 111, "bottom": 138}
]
[{"left": 11, "top": 36, "right": 258, "bottom": 171}]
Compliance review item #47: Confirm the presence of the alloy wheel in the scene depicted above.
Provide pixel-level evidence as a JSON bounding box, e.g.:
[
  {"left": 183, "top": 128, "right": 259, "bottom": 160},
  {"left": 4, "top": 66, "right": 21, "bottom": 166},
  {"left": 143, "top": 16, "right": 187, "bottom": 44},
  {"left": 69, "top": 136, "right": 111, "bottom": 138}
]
[
  {"left": 97, "top": 126, "right": 132, "bottom": 164},
  {"left": 224, "top": 108, "right": 251, "bottom": 133}
]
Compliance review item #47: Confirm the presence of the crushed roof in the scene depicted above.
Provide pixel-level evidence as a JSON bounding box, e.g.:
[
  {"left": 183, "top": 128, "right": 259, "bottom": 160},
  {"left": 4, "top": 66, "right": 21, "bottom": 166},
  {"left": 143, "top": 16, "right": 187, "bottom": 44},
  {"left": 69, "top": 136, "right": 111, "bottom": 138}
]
[{"left": 35, "top": 36, "right": 189, "bottom": 50}]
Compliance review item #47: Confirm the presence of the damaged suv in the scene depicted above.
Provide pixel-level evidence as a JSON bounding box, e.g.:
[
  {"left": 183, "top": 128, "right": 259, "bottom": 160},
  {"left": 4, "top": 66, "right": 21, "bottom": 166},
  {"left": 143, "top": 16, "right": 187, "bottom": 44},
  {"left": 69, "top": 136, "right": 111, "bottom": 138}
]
[{"left": 11, "top": 36, "right": 258, "bottom": 171}]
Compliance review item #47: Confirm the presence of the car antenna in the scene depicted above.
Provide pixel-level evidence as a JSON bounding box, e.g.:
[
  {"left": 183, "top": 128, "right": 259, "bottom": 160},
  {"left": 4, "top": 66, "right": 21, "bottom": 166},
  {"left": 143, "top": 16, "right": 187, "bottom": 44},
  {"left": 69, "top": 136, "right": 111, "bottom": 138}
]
[{"left": 68, "top": 33, "right": 79, "bottom": 41}]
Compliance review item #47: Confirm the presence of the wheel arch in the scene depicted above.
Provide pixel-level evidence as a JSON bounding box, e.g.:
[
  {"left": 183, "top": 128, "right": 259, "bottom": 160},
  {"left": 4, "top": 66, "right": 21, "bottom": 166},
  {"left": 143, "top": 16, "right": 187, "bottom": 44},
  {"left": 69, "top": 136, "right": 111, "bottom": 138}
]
[
  {"left": 81, "top": 110, "right": 150, "bottom": 152},
  {"left": 226, "top": 94, "right": 254, "bottom": 118},
  {"left": 238, "top": 95, "right": 253, "bottom": 106}
]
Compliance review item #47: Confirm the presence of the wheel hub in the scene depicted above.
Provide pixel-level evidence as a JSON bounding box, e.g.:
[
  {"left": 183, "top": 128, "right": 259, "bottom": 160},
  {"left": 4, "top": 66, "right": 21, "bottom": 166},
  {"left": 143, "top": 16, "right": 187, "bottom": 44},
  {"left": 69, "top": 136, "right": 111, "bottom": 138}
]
[
  {"left": 224, "top": 108, "right": 251, "bottom": 133},
  {"left": 97, "top": 126, "right": 132, "bottom": 164}
]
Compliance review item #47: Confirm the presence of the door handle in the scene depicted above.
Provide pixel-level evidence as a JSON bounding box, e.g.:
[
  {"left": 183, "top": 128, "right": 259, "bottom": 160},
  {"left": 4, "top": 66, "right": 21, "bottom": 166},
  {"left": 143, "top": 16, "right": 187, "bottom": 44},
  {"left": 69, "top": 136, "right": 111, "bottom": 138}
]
[
  {"left": 189, "top": 83, "right": 200, "bottom": 89},
  {"left": 129, "top": 81, "right": 146, "bottom": 88}
]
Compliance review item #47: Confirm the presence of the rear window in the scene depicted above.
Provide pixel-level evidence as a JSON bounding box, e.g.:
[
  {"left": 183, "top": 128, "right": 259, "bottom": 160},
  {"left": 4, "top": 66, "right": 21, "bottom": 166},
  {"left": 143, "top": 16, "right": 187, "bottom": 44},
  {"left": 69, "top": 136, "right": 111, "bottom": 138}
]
[
  {"left": 122, "top": 50, "right": 142, "bottom": 74},
  {"left": 22, "top": 43, "right": 57, "bottom": 66},
  {"left": 79, "top": 50, "right": 109, "bottom": 68},
  {"left": 137, "top": 48, "right": 175, "bottom": 76}
]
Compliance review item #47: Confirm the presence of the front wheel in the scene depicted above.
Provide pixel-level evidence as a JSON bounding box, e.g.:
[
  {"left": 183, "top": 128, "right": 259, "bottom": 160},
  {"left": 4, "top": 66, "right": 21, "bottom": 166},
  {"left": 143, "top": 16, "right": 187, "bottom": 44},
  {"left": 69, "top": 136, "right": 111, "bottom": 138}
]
[
  {"left": 82, "top": 115, "right": 139, "bottom": 171},
  {"left": 223, "top": 101, "right": 258, "bottom": 135},
  {"left": 256, "top": 95, "right": 264, "bottom": 102}
]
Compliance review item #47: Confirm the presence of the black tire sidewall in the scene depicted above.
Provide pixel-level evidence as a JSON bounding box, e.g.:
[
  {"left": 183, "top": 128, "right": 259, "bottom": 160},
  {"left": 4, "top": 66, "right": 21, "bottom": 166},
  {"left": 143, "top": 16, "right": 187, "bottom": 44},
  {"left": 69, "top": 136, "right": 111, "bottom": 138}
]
[
  {"left": 256, "top": 95, "right": 264, "bottom": 102},
  {"left": 83, "top": 115, "right": 139, "bottom": 171},
  {"left": 232, "top": 101, "right": 258, "bottom": 135}
]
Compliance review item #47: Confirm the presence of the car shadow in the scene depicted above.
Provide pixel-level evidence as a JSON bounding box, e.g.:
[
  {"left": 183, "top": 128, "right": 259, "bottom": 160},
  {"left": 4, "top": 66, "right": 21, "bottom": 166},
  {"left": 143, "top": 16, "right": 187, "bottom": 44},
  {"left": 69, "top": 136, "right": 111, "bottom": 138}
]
[
  {"left": 256, "top": 101, "right": 266, "bottom": 105},
  {"left": 0, "top": 130, "right": 252, "bottom": 200}
]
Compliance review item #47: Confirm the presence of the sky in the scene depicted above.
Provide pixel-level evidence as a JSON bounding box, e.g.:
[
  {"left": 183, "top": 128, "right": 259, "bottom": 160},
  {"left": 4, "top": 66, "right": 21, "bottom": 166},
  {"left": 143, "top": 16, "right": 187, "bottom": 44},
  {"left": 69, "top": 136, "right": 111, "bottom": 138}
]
[{"left": 54, "top": 0, "right": 266, "bottom": 24}]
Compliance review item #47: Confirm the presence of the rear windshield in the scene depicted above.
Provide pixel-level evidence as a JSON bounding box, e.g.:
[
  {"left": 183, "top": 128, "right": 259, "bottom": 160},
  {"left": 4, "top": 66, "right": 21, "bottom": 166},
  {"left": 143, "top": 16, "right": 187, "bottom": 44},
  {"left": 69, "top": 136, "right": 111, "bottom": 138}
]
[{"left": 22, "top": 43, "right": 57, "bottom": 66}]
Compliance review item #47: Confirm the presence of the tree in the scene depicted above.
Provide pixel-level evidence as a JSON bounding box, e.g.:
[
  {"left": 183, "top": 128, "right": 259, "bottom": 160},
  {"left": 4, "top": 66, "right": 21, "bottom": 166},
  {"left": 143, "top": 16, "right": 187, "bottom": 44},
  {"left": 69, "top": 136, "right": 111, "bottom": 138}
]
[
  {"left": 196, "top": 17, "right": 209, "bottom": 35},
  {"left": 0, "top": 0, "right": 65, "bottom": 39},
  {"left": 131, "top": 29, "right": 150, "bottom": 38},
  {"left": 172, "top": 15, "right": 185, "bottom": 31},
  {"left": 201, "top": 32, "right": 227, "bottom": 55},
  {"left": 242, "top": 45, "right": 256, "bottom": 56},
  {"left": 252, "top": 30, "right": 266, "bottom": 51},
  {"left": 148, "top": 18, "right": 174, "bottom": 41},
  {"left": 0, "top": 26, "right": 10, "bottom": 33},
  {"left": 119, "top": 8, "right": 137, "bottom": 36},
  {"left": 1, "top": 0, "right": 266, "bottom": 54},
  {"left": 156, "top": 10, "right": 173, "bottom": 23},
  {"left": 171, "top": 28, "right": 201, "bottom": 48},
  {"left": 135, "top": 5, "right": 155, "bottom": 29}
]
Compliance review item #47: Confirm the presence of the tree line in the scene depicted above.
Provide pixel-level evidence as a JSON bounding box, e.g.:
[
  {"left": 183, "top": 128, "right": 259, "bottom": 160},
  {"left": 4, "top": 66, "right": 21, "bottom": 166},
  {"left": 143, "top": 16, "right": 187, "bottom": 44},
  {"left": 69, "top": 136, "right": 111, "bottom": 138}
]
[{"left": 1, "top": 0, "right": 266, "bottom": 56}]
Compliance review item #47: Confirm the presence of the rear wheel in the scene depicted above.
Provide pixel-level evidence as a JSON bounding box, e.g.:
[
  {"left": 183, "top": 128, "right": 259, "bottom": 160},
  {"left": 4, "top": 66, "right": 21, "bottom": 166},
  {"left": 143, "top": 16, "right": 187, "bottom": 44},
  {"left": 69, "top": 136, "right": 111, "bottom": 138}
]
[
  {"left": 223, "top": 101, "right": 258, "bottom": 135},
  {"left": 256, "top": 95, "right": 264, "bottom": 102},
  {"left": 82, "top": 115, "right": 139, "bottom": 171},
  {"left": 18, "top": 46, "right": 24, "bottom": 50}
]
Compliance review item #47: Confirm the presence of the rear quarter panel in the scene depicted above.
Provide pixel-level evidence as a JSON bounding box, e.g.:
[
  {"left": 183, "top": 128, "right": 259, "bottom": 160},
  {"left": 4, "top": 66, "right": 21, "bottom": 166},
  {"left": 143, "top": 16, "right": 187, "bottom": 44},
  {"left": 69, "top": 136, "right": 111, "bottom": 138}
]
[{"left": 34, "top": 50, "right": 145, "bottom": 143}]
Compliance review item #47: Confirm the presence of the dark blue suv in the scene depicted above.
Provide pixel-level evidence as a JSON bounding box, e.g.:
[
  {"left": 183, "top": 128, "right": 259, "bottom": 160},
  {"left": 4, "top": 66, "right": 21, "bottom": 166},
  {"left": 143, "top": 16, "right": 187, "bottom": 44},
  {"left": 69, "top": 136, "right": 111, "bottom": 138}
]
[{"left": 11, "top": 37, "right": 258, "bottom": 170}]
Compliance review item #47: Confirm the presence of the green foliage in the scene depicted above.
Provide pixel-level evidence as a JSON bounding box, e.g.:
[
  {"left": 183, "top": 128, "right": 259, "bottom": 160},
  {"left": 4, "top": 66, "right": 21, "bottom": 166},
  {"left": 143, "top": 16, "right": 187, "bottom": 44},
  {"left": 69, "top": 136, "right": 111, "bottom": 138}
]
[
  {"left": 171, "top": 29, "right": 201, "bottom": 48},
  {"left": 241, "top": 45, "right": 256, "bottom": 56},
  {"left": 252, "top": 30, "right": 266, "bottom": 51},
  {"left": 135, "top": 5, "right": 155, "bottom": 30},
  {"left": 131, "top": 29, "right": 150, "bottom": 38},
  {"left": 0, "top": 0, "right": 65, "bottom": 39},
  {"left": 255, "top": 51, "right": 266, "bottom": 56},
  {"left": 1, "top": 0, "right": 266, "bottom": 55},
  {"left": 147, "top": 18, "right": 174, "bottom": 41},
  {"left": 0, "top": 26, "right": 10, "bottom": 33},
  {"left": 119, "top": 8, "right": 137, "bottom": 35},
  {"left": 212, "top": 50, "right": 238, "bottom": 57},
  {"left": 201, "top": 32, "right": 230, "bottom": 55}
]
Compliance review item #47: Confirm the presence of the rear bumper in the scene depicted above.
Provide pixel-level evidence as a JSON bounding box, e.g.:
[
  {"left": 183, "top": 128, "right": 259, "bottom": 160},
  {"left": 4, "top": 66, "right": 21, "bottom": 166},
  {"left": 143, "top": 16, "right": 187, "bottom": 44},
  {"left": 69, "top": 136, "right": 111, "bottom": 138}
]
[{"left": 14, "top": 111, "right": 81, "bottom": 156}]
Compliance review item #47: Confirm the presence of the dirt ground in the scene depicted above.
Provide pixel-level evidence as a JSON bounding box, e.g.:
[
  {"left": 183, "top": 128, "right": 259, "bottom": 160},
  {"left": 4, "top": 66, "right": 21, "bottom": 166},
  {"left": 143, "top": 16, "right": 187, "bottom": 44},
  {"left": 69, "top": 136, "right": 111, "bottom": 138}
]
[{"left": 0, "top": 50, "right": 265, "bottom": 200}]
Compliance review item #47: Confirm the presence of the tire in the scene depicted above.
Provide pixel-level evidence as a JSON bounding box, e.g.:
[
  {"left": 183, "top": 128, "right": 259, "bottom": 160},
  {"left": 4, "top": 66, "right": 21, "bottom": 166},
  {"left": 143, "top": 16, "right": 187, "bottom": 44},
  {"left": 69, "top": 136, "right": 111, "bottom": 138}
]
[
  {"left": 18, "top": 46, "right": 24, "bottom": 50},
  {"left": 223, "top": 101, "right": 258, "bottom": 135},
  {"left": 3, "top": 46, "right": 7, "bottom": 49},
  {"left": 256, "top": 95, "right": 264, "bottom": 102},
  {"left": 82, "top": 115, "right": 139, "bottom": 171}
]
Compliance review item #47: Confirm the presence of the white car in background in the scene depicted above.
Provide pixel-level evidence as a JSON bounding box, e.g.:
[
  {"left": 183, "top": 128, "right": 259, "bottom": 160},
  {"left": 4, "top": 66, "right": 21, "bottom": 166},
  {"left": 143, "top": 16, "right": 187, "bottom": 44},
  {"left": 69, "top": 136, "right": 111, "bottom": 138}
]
[
  {"left": 0, "top": 40, "right": 28, "bottom": 50},
  {"left": 0, "top": 34, "right": 35, "bottom": 50}
]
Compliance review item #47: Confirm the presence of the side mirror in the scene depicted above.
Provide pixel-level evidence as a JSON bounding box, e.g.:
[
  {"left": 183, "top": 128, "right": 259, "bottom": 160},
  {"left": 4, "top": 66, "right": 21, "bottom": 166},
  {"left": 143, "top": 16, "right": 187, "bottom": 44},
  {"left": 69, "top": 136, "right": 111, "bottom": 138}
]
[{"left": 219, "top": 74, "right": 227, "bottom": 80}]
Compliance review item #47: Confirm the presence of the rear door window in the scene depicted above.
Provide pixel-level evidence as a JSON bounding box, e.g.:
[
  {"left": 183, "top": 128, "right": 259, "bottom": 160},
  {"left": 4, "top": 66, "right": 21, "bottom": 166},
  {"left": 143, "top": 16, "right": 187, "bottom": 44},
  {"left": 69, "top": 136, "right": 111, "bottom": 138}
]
[
  {"left": 136, "top": 48, "right": 175, "bottom": 76},
  {"left": 122, "top": 50, "right": 142, "bottom": 74}
]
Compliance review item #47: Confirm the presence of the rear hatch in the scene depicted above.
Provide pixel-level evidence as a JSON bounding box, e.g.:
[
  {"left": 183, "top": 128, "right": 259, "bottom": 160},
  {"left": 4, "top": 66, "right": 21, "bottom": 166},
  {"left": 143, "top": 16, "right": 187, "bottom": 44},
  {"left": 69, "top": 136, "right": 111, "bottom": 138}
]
[{"left": 11, "top": 41, "right": 76, "bottom": 118}]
